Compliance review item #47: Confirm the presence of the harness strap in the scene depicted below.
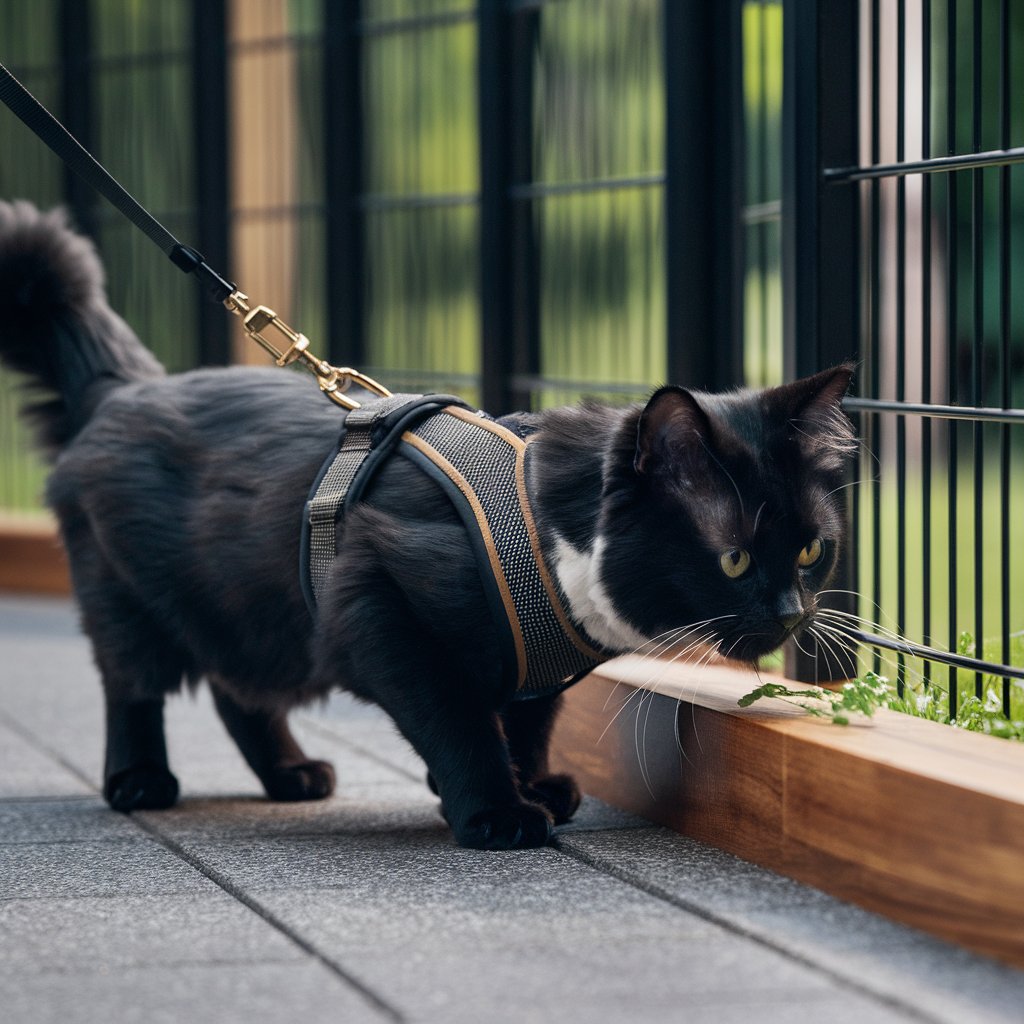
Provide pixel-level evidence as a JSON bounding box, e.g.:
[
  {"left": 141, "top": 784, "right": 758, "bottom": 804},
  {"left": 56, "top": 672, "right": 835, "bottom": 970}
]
[{"left": 305, "top": 394, "right": 439, "bottom": 604}]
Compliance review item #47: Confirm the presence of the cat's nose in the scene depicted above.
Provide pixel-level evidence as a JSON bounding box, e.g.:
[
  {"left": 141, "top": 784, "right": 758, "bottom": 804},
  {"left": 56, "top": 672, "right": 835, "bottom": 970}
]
[
  {"left": 776, "top": 590, "right": 804, "bottom": 632},
  {"left": 778, "top": 611, "right": 803, "bottom": 632}
]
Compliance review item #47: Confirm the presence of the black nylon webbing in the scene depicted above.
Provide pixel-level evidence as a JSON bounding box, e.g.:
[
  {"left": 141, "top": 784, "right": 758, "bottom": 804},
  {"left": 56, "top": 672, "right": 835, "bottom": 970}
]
[{"left": 0, "top": 61, "right": 235, "bottom": 301}]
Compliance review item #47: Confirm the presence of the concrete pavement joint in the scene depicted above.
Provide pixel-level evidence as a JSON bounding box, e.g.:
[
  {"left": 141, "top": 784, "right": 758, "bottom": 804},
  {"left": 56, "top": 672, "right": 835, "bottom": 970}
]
[
  {"left": 130, "top": 814, "right": 406, "bottom": 1024},
  {"left": 294, "top": 712, "right": 424, "bottom": 785},
  {"left": 553, "top": 834, "right": 942, "bottom": 1024}
]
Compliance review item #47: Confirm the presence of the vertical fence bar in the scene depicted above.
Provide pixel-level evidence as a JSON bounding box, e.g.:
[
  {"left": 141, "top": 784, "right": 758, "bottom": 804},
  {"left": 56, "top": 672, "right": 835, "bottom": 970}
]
[
  {"left": 193, "top": 0, "right": 230, "bottom": 366},
  {"left": 478, "top": 0, "right": 513, "bottom": 413},
  {"left": 480, "top": 0, "right": 539, "bottom": 415},
  {"left": 921, "top": 0, "right": 933, "bottom": 689},
  {"left": 971, "top": 0, "right": 984, "bottom": 698},
  {"left": 895, "top": 0, "right": 907, "bottom": 695},
  {"left": 998, "top": 0, "right": 1012, "bottom": 712},
  {"left": 782, "top": 0, "right": 859, "bottom": 681},
  {"left": 869, "top": 0, "right": 882, "bottom": 676},
  {"left": 325, "top": 0, "right": 364, "bottom": 367},
  {"left": 946, "top": 0, "right": 959, "bottom": 716},
  {"left": 59, "top": 0, "right": 96, "bottom": 239},
  {"left": 665, "top": 0, "right": 743, "bottom": 392}
]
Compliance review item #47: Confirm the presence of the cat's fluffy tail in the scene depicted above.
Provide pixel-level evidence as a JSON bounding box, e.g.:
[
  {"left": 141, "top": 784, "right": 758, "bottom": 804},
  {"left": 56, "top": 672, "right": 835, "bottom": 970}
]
[{"left": 0, "top": 200, "right": 164, "bottom": 455}]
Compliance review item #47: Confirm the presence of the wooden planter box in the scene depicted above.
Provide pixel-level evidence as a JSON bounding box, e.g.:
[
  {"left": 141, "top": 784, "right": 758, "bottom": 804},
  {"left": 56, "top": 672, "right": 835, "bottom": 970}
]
[
  {"left": 0, "top": 515, "right": 70, "bottom": 595},
  {"left": 551, "top": 656, "right": 1024, "bottom": 969}
]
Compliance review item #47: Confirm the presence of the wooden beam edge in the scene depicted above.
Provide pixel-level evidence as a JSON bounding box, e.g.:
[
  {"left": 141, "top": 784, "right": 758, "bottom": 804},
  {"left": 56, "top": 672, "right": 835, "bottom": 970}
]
[
  {"left": 0, "top": 516, "right": 70, "bottom": 595},
  {"left": 550, "top": 659, "right": 1024, "bottom": 970}
]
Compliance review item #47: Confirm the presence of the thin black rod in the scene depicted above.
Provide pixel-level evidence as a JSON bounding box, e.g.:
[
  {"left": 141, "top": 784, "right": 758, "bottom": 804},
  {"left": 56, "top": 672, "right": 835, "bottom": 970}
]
[
  {"left": 971, "top": 0, "right": 984, "bottom": 698},
  {"left": 896, "top": 0, "right": 907, "bottom": 694},
  {"left": 833, "top": 626, "right": 1024, "bottom": 683},
  {"left": 842, "top": 397, "right": 1024, "bottom": 424},
  {"left": 824, "top": 144, "right": 1024, "bottom": 182},
  {"left": 946, "top": 0, "right": 959, "bottom": 716},
  {"left": 921, "top": 0, "right": 933, "bottom": 689},
  {"left": 998, "top": 0, "right": 1012, "bottom": 711},
  {"left": 870, "top": 0, "right": 882, "bottom": 677}
]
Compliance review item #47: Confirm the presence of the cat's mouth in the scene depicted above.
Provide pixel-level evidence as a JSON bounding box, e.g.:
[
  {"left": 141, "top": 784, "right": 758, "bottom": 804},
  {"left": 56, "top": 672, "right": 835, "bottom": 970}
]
[{"left": 717, "top": 621, "right": 805, "bottom": 663}]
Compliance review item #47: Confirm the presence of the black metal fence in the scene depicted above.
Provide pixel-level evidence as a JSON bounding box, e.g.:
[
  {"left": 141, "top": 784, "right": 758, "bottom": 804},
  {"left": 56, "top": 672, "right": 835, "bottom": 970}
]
[
  {"left": 793, "top": 0, "right": 1024, "bottom": 707},
  {"left": 1, "top": 0, "right": 1021, "bottom": 711}
]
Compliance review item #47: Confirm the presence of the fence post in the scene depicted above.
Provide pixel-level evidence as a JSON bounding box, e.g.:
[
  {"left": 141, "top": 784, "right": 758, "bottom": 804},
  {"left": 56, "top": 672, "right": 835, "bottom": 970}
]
[
  {"left": 478, "top": 0, "right": 538, "bottom": 414},
  {"left": 192, "top": 0, "right": 230, "bottom": 366},
  {"left": 325, "top": 0, "right": 365, "bottom": 368},
  {"left": 59, "top": 0, "right": 97, "bottom": 239},
  {"left": 664, "top": 0, "right": 744, "bottom": 392},
  {"left": 782, "top": 0, "right": 860, "bottom": 681}
]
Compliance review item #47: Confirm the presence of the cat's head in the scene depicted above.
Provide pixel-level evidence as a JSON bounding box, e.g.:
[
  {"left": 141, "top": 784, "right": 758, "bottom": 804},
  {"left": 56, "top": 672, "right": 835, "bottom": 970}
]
[{"left": 601, "top": 365, "right": 856, "bottom": 662}]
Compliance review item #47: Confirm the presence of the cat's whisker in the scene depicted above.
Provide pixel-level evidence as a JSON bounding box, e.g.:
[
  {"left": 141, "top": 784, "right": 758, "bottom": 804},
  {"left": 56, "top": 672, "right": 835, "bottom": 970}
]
[
  {"left": 597, "top": 630, "right": 720, "bottom": 748},
  {"left": 813, "top": 617, "right": 934, "bottom": 694},
  {"left": 804, "top": 624, "right": 854, "bottom": 682}
]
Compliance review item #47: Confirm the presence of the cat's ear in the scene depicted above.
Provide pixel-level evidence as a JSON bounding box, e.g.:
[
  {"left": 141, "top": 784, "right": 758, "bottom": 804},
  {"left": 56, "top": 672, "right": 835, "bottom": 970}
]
[
  {"left": 634, "top": 386, "right": 712, "bottom": 477},
  {"left": 772, "top": 363, "right": 857, "bottom": 469}
]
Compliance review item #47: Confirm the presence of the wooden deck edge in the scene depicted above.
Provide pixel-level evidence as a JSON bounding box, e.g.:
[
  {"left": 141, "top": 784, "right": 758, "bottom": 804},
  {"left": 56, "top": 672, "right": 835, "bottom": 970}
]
[
  {"left": 0, "top": 516, "right": 70, "bottom": 595},
  {"left": 550, "top": 656, "right": 1024, "bottom": 970}
]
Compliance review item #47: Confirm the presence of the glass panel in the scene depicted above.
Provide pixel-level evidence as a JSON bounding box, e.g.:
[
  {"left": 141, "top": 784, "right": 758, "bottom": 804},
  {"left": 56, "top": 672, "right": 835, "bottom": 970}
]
[
  {"left": 531, "top": 0, "right": 663, "bottom": 185},
  {"left": 741, "top": 0, "right": 783, "bottom": 388},
  {"left": 364, "top": 205, "right": 480, "bottom": 397},
  {"left": 363, "top": 22, "right": 478, "bottom": 195},
  {"left": 97, "top": 219, "right": 200, "bottom": 372},
  {"left": 92, "top": 0, "right": 189, "bottom": 57},
  {"left": 363, "top": 0, "right": 476, "bottom": 22},
  {"left": 0, "top": 0, "right": 59, "bottom": 68},
  {"left": 534, "top": 187, "right": 664, "bottom": 408},
  {"left": 231, "top": 0, "right": 322, "bottom": 43},
  {"left": 94, "top": 64, "right": 195, "bottom": 214},
  {"left": 0, "top": 11, "right": 61, "bottom": 512}
]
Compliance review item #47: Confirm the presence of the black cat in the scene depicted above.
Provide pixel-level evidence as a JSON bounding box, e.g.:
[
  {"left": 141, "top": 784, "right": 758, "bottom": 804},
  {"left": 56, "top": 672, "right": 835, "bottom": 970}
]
[{"left": 0, "top": 201, "right": 856, "bottom": 849}]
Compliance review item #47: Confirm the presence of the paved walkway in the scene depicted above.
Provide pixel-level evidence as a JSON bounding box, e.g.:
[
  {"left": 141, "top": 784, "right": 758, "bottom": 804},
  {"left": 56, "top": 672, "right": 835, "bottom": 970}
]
[{"left": 1, "top": 594, "right": 1022, "bottom": 1023}]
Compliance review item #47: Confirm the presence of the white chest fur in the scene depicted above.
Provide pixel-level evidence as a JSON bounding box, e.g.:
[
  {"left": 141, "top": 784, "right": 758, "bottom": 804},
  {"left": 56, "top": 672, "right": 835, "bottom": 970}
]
[{"left": 551, "top": 534, "right": 649, "bottom": 654}]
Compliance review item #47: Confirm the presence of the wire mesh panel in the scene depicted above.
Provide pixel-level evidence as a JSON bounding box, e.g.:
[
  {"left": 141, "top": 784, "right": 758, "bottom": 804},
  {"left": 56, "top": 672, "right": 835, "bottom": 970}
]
[
  {"left": 820, "top": 0, "right": 1024, "bottom": 715},
  {"left": 359, "top": 3, "right": 480, "bottom": 400},
  {"left": 0, "top": 0, "right": 64, "bottom": 511}
]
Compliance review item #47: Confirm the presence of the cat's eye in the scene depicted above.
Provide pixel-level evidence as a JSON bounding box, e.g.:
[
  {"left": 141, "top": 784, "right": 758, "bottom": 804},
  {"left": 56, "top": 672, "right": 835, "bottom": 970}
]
[
  {"left": 719, "top": 549, "right": 751, "bottom": 579},
  {"left": 798, "top": 538, "right": 824, "bottom": 568}
]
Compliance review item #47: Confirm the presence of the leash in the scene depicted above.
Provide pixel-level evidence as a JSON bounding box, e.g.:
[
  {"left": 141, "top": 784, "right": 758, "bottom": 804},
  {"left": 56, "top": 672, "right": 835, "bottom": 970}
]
[{"left": 0, "top": 60, "right": 388, "bottom": 411}]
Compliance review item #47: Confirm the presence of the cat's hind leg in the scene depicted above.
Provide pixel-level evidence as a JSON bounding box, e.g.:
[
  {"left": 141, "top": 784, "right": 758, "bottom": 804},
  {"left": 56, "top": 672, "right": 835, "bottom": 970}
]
[
  {"left": 73, "top": 571, "right": 183, "bottom": 811},
  {"left": 210, "top": 684, "right": 335, "bottom": 802},
  {"left": 502, "top": 693, "right": 581, "bottom": 825}
]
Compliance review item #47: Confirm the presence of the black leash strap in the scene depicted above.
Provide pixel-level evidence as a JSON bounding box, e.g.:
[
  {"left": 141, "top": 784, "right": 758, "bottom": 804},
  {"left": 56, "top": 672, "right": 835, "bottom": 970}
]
[
  {"left": 0, "top": 57, "right": 393, "bottom": 409},
  {"left": 0, "top": 60, "right": 235, "bottom": 302}
]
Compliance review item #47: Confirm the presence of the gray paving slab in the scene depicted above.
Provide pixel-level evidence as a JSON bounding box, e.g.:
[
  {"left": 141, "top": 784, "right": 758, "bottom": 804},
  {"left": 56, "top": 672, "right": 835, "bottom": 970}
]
[
  {"left": 0, "top": 962, "right": 394, "bottom": 1024},
  {"left": 559, "top": 828, "right": 1024, "bottom": 1024},
  {"left": 0, "top": 892, "right": 306, "bottom": 974},
  {"left": 0, "top": 797, "right": 144, "bottom": 844},
  {"left": 0, "top": 719, "right": 94, "bottom": 798},
  {"left": 3, "top": 594, "right": 1021, "bottom": 1024}
]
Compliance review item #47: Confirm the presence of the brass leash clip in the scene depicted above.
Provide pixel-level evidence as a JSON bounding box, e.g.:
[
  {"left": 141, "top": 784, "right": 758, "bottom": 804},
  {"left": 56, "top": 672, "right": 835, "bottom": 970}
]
[{"left": 223, "top": 290, "right": 391, "bottom": 411}]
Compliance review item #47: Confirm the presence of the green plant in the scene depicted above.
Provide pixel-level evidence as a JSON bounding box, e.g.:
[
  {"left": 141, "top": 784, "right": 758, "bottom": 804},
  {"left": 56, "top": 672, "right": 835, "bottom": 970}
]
[{"left": 739, "top": 633, "right": 1024, "bottom": 741}]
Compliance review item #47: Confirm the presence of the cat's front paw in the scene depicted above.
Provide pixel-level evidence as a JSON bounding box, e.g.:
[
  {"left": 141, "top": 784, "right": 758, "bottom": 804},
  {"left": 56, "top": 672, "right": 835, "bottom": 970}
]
[
  {"left": 104, "top": 765, "right": 179, "bottom": 812},
  {"left": 521, "top": 772, "right": 581, "bottom": 825},
  {"left": 456, "top": 802, "right": 553, "bottom": 850},
  {"left": 262, "top": 759, "right": 336, "bottom": 802}
]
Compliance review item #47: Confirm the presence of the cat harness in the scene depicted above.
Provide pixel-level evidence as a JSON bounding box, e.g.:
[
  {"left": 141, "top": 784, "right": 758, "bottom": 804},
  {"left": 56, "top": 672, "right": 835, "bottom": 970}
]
[{"left": 300, "top": 394, "right": 608, "bottom": 698}]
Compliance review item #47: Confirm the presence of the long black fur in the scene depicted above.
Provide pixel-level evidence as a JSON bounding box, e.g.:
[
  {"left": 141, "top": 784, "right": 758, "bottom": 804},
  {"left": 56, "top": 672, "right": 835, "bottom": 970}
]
[{"left": 0, "top": 202, "right": 855, "bottom": 849}]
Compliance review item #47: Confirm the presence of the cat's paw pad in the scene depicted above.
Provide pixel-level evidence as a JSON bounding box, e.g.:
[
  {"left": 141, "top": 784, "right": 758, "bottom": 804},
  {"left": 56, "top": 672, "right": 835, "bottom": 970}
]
[
  {"left": 262, "top": 760, "right": 336, "bottom": 802},
  {"left": 521, "top": 773, "right": 581, "bottom": 825},
  {"left": 104, "top": 765, "right": 179, "bottom": 812},
  {"left": 457, "top": 803, "right": 553, "bottom": 850}
]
